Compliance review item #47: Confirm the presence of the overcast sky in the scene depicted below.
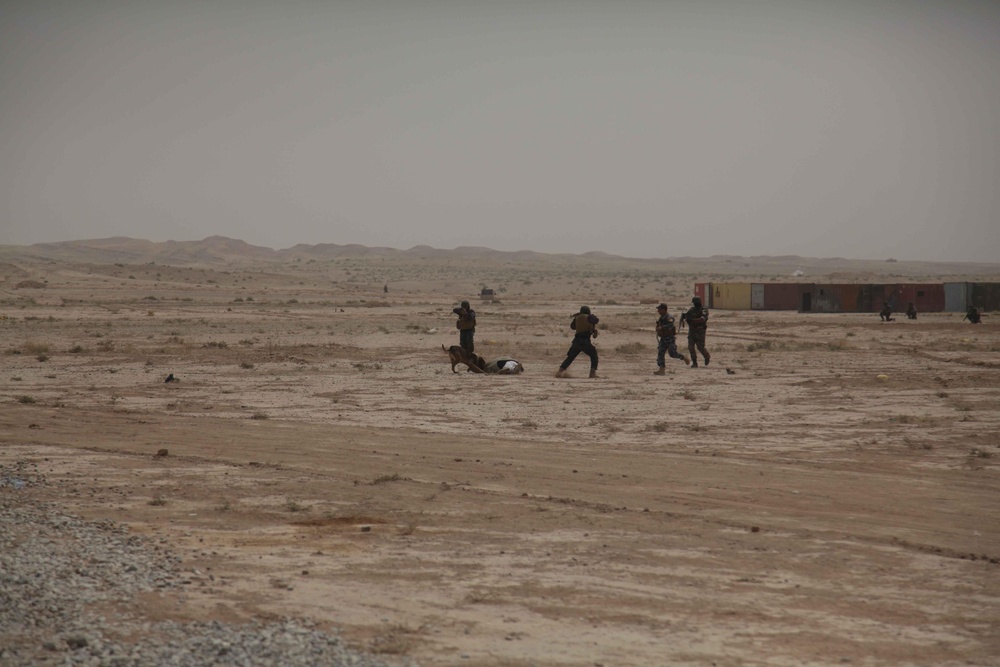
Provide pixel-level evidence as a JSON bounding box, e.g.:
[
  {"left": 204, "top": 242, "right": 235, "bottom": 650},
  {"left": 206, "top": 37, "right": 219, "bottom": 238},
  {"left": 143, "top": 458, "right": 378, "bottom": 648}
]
[{"left": 1, "top": 1, "right": 998, "bottom": 261}]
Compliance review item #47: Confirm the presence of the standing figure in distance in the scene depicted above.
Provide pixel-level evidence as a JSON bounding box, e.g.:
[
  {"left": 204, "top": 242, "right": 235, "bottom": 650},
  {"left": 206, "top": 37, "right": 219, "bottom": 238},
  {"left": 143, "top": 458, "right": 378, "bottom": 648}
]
[
  {"left": 905, "top": 302, "right": 917, "bottom": 320},
  {"left": 453, "top": 300, "right": 476, "bottom": 355},
  {"left": 556, "top": 306, "right": 600, "bottom": 379},
  {"left": 964, "top": 306, "right": 982, "bottom": 324},
  {"left": 653, "top": 303, "right": 689, "bottom": 375},
  {"left": 879, "top": 302, "right": 895, "bottom": 322},
  {"left": 680, "top": 296, "right": 710, "bottom": 368}
]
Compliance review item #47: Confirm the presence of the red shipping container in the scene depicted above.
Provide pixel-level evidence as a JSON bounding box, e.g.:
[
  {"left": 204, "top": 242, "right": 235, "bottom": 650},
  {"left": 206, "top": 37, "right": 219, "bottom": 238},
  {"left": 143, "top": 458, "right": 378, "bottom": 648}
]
[
  {"left": 895, "top": 284, "right": 945, "bottom": 313},
  {"left": 694, "top": 283, "right": 709, "bottom": 308},
  {"left": 760, "top": 283, "right": 802, "bottom": 311},
  {"left": 809, "top": 284, "right": 864, "bottom": 312}
]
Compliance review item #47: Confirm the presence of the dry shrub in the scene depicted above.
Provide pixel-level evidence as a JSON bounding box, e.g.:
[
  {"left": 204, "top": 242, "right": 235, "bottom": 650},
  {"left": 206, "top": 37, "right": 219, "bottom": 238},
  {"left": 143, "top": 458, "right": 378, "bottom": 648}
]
[
  {"left": 24, "top": 341, "right": 50, "bottom": 355},
  {"left": 371, "top": 473, "right": 401, "bottom": 485}
]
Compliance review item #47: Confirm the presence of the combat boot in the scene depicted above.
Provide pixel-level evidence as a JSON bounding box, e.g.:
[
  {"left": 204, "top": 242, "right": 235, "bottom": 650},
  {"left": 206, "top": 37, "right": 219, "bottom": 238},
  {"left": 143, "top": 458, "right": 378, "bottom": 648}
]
[
  {"left": 555, "top": 368, "right": 567, "bottom": 378},
  {"left": 653, "top": 367, "right": 665, "bottom": 376},
  {"left": 589, "top": 369, "right": 598, "bottom": 379},
  {"left": 704, "top": 355, "right": 711, "bottom": 366},
  {"left": 682, "top": 354, "right": 690, "bottom": 366}
]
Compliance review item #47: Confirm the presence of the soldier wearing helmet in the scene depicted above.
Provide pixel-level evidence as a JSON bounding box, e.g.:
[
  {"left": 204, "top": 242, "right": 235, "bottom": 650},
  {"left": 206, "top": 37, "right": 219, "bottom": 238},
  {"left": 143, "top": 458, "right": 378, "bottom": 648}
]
[
  {"left": 879, "top": 302, "right": 895, "bottom": 322},
  {"left": 680, "top": 296, "right": 711, "bottom": 368}
]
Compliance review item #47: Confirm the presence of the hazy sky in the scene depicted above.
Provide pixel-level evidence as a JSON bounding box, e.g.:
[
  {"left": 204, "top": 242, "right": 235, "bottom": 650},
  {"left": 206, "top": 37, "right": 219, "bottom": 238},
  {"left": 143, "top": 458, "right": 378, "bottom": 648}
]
[{"left": 2, "top": 1, "right": 998, "bottom": 261}]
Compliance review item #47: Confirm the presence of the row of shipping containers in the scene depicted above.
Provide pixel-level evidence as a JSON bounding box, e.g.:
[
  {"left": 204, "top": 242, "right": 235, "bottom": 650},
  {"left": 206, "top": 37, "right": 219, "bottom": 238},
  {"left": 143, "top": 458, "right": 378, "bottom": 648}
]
[{"left": 694, "top": 282, "right": 999, "bottom": 312}]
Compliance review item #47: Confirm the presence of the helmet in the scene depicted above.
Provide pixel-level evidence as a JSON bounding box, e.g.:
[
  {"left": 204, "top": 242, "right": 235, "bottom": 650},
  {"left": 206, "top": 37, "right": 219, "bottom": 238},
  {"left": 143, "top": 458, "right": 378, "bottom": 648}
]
[
  {"left": 579, "top": 306, "right": 591, "bottom": 314},
  {"left": 460, "top": 300, "right": 470, "bottom": 309}
]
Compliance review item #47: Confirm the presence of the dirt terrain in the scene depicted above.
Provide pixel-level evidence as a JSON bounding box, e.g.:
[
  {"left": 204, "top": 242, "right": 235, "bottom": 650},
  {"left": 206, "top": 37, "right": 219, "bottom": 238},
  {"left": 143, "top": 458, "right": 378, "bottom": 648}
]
[{"left": 1, "top": 247, "right": 999, "bottom": 666}]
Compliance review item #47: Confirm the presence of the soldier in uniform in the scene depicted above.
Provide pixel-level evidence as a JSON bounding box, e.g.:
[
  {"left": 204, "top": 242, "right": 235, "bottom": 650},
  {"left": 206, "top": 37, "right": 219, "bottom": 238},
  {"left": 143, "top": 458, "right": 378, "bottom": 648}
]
[
  {"left": 905, "top": 302, "right": 917, "bottom": 320},
  {"left": 964, "top": 306, "right": 982, "bottom": 324},
  {"left": 680, "top": 296, "right": 710, "bottom": 368},
  {"left": 453, "top": 300, "right": 476, "bottom": 355},
  {"left": 879, "top": 302, "right": 895, "bottom": 322},
  {"left": 653, "top": 303, "right": 689, "bottom": 375},
  {"left": 556, "top": 306, "right": 600, "bottom": 378}
]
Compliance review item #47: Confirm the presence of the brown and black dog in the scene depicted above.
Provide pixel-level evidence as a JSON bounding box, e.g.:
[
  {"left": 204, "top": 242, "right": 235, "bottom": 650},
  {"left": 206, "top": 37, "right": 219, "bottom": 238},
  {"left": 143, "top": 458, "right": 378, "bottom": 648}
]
[{"left": 442, "top": 345, "right": 485, "bottom": 373}]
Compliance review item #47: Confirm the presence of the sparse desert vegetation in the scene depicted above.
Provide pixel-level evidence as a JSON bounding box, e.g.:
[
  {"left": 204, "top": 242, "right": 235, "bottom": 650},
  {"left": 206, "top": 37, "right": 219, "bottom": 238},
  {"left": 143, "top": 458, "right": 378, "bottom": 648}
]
[{"left": 1, "top": 244, "right": 998, "bottom": 667}]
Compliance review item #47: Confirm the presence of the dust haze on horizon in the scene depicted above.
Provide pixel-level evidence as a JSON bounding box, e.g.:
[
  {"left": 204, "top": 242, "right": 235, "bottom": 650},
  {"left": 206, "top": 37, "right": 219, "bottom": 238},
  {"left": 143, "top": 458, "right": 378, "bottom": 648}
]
[{"left": 1, "top": 1, "right": 998, "bottom": 263}]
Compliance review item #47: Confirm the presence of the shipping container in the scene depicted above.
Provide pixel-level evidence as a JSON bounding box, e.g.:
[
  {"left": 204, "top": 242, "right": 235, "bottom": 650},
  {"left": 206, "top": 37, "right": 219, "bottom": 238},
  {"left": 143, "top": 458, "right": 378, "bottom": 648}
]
[
  {"left": 895, "top": 284, "right": 945, "bottom": 313},
  {"left": 809, "top": 284, "right": 864, "bottom": 313},
  {"left": 694, "top": 281, "right": 971, "bottom": 312},
  {"left": 944, "top": 282, "right": 968, "bottom": 312},
  {"left": 834, "top": 284, "right": 865, "bottom": 312},
  {"left": 799, "top": 284, "right": 815, "bottom": 312},
  {"left": 759, "top": 283, "right": 802, "bottom": 311},
  {"left": 694, "top": 283, "right": 710, "bottom": 308},
  {"left": 862, "top": 284, "right": 900, "bottom": 312},
  {"left": 711, "top": 282, "right": 752, "bottom": 310},
  {"left": 970, "top": 283, "right": 1000, "bottom": 312}
]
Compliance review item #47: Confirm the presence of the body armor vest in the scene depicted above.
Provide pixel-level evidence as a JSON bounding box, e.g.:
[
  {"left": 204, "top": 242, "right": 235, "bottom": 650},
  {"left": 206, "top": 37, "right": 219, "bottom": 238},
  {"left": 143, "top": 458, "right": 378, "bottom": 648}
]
[
  {"left": 657, "top": 315, "right": 676, "bottom": 337},
  {"left": 574, "top": 313, "right": 594, "bottom": 335}
]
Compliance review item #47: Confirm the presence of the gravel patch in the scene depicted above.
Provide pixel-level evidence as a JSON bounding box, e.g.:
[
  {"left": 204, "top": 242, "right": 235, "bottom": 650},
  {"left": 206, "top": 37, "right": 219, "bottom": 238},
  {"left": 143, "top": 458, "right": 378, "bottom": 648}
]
[{"left": 0, "top": 460, "right": 416, "bottom": 667}]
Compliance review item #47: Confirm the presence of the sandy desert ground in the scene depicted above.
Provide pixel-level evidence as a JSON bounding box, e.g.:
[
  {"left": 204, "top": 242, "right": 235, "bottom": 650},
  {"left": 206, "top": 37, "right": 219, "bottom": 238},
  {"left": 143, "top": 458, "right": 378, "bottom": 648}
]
[{"left": 1, "top": 247, "right": 999, "bottom": 666}]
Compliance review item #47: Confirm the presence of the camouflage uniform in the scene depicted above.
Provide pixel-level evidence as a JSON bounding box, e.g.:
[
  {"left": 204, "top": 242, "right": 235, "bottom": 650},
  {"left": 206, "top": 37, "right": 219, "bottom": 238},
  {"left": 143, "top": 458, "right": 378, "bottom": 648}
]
[
  {"left": 453, "top": 300, "right": 476, "bottom": 354},
  {"left": 654, "top": 304, "right": 688, "bottom": 374},
  {"left": 681, "top": 297, "right": 710, "bottom": 368}
]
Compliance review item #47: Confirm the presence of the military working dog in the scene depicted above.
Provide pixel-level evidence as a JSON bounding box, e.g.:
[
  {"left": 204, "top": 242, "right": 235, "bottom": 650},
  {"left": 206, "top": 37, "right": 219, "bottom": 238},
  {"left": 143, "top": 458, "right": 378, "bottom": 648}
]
[{"left": 442, "top": 345, "right": 485, "bottom": 373}]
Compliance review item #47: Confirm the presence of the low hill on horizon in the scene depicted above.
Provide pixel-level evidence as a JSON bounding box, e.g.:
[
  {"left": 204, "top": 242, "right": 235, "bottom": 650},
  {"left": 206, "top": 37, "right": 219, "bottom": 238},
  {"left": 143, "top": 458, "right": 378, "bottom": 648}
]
[{"left": 1, "top": 235, "right": 998, "bottom": 281}]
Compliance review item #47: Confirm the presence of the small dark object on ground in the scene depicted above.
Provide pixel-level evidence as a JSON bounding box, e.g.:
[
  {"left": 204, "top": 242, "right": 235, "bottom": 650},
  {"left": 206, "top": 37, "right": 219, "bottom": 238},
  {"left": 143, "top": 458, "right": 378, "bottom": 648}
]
[
  {"left": 155, "top": 448, "right": 169, "bottom": 457},
  {"left": 164, "top": 373, "right": 176, "bottom": 383}
]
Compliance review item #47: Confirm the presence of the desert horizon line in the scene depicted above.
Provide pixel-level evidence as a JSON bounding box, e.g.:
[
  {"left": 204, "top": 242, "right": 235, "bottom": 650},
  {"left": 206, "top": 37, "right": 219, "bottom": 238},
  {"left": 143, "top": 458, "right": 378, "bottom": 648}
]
[{"left": 5, "top": 234, "right": 999, "bottom": 268}]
